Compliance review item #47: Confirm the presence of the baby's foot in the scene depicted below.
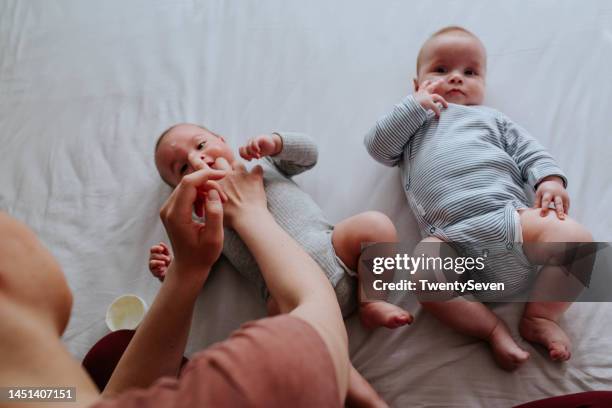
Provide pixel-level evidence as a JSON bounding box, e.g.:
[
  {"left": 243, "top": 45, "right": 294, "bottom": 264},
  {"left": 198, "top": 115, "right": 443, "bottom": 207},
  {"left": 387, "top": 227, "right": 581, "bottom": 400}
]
[
  {"left": 359, "top": 301, "right": 413, "bottom": 330},
  {"left": 488, "top": 320, "right": 530, "bottom": 371},
  {"left": 519, "top": 316, "right": 572, "bottom": 361}
]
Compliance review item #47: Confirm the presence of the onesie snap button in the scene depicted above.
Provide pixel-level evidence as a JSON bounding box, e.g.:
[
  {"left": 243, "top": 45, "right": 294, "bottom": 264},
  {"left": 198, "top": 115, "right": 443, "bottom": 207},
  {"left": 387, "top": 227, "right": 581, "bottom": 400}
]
[
  {"left": 429, "top": 226, "right": 436, "bottom": 234},
  {"left": 506, "top": 242, "right": 513, "bottom": 250},
  {"left": 416, "top": 204, "right": 426, "bottom": 216},
  {"left": 405, "top": 184, "right": 410, "bottom": 190}
]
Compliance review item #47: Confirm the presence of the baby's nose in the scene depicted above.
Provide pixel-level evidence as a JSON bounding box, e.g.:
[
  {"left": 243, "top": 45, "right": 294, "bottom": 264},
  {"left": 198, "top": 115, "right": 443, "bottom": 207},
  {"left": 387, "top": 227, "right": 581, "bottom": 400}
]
[
  {"left": 448, "top": 73, "right": 463, "bottom": 84},
  {"left": 188, "top": 152, "right": 208, "bottom": 170}
]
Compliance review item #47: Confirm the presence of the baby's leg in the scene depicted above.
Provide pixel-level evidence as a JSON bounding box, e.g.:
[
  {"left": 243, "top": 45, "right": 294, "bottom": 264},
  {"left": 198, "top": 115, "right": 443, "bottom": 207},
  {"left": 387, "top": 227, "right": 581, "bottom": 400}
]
[
  {"left": 332, "top": 211, "right": 413, "bottom": 329},
  {"left": 518, "top": 209, "right": 593, "bottom": 361},
  {"left": 416, "top": 237, "right": 530, "bottom": 370}
]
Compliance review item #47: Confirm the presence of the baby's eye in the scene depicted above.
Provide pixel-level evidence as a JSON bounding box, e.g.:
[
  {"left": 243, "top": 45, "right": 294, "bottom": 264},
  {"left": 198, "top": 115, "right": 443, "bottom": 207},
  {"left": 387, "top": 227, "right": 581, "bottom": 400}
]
[
  {"left": 465, "top": 69, "right": 476, "bottom": 76},
  {"left": 434, "top": 66, "right": 447, "bottom": 74},
  {"left": 197, "top": 141, "right": 206, "bottom": 150},
  {"left": 179, "top": 164, "right": 188, "bottom": 174}
]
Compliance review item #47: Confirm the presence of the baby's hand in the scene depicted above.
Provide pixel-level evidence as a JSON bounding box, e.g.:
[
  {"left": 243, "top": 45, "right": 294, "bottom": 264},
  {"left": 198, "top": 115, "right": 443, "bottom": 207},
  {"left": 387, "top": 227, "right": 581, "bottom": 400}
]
[
  {"left": 239, "top": 133, "right": 283, "bottom": 161},
  {"left": 148, "top": 242, "right": 173, "bottom": 281},
  {"left": 414, "top": 79, "right": 449, "bottom": 118},
  {"left": 535, "top": 176, "right": 569, "bottom": 220}
]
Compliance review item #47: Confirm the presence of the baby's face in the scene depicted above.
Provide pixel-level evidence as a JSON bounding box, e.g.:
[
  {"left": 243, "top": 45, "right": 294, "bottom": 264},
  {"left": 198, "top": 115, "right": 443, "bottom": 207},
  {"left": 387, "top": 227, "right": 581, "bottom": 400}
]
[
  {"left": 415, "top": 32, "right": 486, "bottom": 105},
  {"left": 155, "top": 123, "right": 235, "bottom": 187}
]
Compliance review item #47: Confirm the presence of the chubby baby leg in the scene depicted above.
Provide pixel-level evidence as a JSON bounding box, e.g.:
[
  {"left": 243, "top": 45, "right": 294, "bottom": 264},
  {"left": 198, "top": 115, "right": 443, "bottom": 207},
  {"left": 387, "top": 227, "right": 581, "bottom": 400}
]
[
  {"left": 332, "top": 211, "right": 413, "bottom": 329},
  {"left": 416, "top": 237, "right": 529, "bottom": 370},
  {"left": 518, "top": 209, "right": 593, "bottom": 361}
]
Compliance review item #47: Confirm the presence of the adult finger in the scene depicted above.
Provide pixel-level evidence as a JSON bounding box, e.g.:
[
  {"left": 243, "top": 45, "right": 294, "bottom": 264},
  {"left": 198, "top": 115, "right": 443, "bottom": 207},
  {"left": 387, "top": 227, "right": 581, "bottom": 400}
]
[
  {"left": 564, "top": 197, "right": 570, "bottom": 214},
  {"left": 232, "top": 160, "right": 247, "bottom": 173},
  {"left": 201, "top": 189, "right": 224, "bottom": 243},
  {"left": 554, "top": 196, "right": 565, "bottom": 220},
  {"left": 200, "top": 180, "right": 228, "bottom": 202},
  {"left": 169, "top": 168, "right": 226, "bottom": 221},
  {"left": 215, "top": 157, "right": 233, "bottom": 171},
  {"left": 252, "top": 164, "right": 264, "bottom": 176}
]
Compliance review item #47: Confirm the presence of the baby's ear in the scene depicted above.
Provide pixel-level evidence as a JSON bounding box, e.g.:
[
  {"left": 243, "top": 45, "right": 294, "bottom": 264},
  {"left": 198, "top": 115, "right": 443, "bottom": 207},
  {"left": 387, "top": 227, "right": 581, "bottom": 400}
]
[{"left": 413, "top": 78, "right": 420, "bottom": 92}]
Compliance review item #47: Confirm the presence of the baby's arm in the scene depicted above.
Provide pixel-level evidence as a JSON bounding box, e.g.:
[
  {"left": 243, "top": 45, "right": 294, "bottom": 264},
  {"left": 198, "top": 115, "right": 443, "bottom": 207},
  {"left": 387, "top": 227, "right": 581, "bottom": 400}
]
[
  {"left": 364, "top": 80, "right": 446, "bottom": 167},
  {"left": 501, "top": 117, "right": 569, "bottom": 218},
  {"left": 240, "top": 132, "right": 318, "bottom": 177}
]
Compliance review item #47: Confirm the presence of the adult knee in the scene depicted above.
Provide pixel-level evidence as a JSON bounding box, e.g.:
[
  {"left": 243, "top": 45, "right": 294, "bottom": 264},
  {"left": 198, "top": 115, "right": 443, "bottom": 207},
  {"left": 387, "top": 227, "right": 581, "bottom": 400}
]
[{"left": 0, "top": 212, "right": 73, "bottom": 335}]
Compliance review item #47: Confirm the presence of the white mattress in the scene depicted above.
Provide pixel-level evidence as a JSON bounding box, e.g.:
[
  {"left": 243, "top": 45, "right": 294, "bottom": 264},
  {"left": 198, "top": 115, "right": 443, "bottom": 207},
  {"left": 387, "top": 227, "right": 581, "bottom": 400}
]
[{"left": 1, "top": 0, "right": 611, "bottom": 406}]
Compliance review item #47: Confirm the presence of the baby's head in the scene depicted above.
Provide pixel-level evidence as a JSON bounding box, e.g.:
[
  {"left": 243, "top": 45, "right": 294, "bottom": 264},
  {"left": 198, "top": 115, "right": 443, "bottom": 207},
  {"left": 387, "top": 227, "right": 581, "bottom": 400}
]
[
  {"left": 154, "top": 123, "right": 235, "bottom": 187},
  {"left": 414, "top": 26, "right": 487, "bottom": 105}
]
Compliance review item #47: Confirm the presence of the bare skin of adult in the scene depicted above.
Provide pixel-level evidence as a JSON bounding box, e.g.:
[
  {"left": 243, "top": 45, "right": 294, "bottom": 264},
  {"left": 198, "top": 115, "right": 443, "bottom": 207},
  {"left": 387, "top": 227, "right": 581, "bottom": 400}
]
[{"left": 0, "top": 164, "right": 349, "bottom": 407}]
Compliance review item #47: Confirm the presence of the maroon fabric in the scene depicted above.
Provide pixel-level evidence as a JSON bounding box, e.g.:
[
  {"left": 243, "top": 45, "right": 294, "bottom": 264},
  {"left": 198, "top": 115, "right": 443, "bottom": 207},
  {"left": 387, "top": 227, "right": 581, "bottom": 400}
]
[
  {"left": 90, "top": 315, "right": 340, "bottom": 408},
  {"left": 82, "top": 330, "right": 189, "bottom": 392},
  {"left": 514, "top": 391, "right": 612, "bottom": 408}
]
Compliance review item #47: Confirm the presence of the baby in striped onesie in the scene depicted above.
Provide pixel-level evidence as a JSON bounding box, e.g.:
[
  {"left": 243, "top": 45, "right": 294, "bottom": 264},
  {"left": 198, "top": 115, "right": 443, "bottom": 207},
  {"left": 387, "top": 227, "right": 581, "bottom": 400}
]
[{"left": 365, "top": 26, "right": 593, "bottom": 370}]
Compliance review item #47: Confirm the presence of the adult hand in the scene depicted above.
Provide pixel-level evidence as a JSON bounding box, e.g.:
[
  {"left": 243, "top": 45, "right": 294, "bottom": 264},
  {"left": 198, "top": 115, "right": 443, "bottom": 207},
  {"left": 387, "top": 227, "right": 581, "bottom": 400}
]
[
  {"left": 159, "top": 167, "right": 226, "bottom": 277},
  {"left": 535, "top": 176, "right": 569, "bottom": 220},
  {"left": 415, "top": 79, "right": 449, "bottom": 118},
  {"left": 213, "top": 158, "right": 268, "bottom": 229}
]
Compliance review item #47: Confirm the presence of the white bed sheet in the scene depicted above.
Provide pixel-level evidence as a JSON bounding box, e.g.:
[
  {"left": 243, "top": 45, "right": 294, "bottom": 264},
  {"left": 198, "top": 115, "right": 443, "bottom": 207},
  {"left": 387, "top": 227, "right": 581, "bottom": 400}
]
[{"left": 1, "top": 0, "right": 611, "bottom": 406}]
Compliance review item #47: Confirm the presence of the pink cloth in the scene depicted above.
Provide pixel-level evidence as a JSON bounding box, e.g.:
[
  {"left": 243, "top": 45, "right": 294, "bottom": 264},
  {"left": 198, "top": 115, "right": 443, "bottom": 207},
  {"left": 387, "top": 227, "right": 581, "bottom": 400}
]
[{"left": 91, "top": 315, "right": 340, "bottom": 407}]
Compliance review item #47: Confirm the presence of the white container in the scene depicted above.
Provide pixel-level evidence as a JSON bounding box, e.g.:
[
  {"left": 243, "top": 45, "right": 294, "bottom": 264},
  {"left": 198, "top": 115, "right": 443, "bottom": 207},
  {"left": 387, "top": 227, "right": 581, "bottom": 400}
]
[{"left": 105, "top": 294, "right": 147, "bottom": 331}]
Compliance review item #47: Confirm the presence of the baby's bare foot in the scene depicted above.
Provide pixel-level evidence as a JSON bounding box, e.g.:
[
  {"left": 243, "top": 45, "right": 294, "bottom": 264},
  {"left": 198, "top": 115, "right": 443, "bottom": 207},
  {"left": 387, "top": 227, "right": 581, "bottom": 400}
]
[
  {"left": 359, "top": 301, "right": 413, "bottom": 330},
  {"left": 519, "top": 316, "right": 572, "bottom": 361},
  {"left": 488, "top": 320, "right": 530, "bottom": 371}
]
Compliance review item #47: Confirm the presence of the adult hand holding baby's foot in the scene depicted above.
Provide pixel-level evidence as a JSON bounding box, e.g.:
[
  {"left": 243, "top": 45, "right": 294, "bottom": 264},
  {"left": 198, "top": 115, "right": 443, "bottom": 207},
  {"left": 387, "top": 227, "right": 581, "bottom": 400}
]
[
  {"left": 535, "top": 175, "right": 569, "bottom": 220},
  {"left": 414, "top": 79, "right": 448, "bottom": 118},
  {"left": 148, "top": 242, "right": 172, "bottom": 282},
  {"left": 239, "top": 133, "right": 283, "bottom": 160}
]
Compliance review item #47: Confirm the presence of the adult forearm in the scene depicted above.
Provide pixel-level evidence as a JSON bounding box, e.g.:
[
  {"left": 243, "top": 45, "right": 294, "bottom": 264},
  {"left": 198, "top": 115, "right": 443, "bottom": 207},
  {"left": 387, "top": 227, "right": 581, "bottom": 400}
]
[
  {"left": 103, "top": 265, "right": 206, "bottom": 396},
  {"left": 233, "top": 208, "right": 349, "bottom": 402},
  {"left": 233, "top": 209, "right": 335, "bottom": 312}
]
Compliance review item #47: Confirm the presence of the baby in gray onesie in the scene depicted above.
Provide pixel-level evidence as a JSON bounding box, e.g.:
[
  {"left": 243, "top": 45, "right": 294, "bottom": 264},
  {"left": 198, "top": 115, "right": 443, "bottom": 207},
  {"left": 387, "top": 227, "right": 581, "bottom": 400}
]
[
  {"left": 149, "top": 123, "right": 413, "bottom": 406},
  {"left": 365, "top": 26, "right": 592, "bottom": 370}
]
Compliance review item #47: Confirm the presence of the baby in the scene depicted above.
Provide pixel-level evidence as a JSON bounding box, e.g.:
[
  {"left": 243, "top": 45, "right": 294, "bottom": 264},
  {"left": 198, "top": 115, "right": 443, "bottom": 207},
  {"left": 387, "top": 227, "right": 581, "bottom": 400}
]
[
  {"left": 365, "top": 26, "right": 592, "bottom": 370},
  {"left": 151, "top": 123, "right": 411, "bottom": 406}
]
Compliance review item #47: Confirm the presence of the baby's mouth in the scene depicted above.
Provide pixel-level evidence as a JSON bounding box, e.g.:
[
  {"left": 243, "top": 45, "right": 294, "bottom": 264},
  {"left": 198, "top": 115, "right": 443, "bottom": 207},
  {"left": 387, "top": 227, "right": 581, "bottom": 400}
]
[{"left": 447, "top": 89, "right": 466, "bottom": 97}]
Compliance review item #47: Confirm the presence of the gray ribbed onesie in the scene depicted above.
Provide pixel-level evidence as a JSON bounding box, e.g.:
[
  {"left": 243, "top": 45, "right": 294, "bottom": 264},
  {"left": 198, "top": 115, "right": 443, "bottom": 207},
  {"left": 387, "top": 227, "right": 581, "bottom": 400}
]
[
  {"left": 364, "top": 96, "right": 567, "bottom": 299},
  {"left": 222, "top": 132, "right": 357, "bottom": 315}
]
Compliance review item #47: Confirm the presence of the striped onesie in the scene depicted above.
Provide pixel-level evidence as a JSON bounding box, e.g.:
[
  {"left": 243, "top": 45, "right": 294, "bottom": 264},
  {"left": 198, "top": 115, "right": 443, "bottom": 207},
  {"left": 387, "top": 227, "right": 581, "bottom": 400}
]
[{"left": 364, "top": 96, "right": 567, "bottom": 299}]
